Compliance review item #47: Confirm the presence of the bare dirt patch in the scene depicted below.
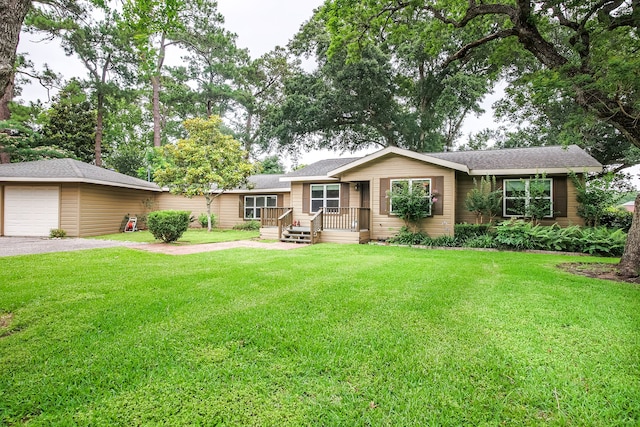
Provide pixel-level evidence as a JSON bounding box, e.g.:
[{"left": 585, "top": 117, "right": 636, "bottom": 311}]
[{"left": 557, "top": 263, "right": 640, "bottom": 284}]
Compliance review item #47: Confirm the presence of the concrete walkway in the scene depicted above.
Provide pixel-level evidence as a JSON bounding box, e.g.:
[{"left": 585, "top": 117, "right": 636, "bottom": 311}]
[{"left": 0, "top": 237, "right": 307, "bottom": 257}]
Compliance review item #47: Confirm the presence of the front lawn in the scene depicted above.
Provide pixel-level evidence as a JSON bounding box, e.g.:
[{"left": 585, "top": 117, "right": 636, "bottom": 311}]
[
  {"left": 1, "top": 245, "right": 638, "bottom": 425},
  {"left": 91, "top": 228, "right": 259, "bottom": 244}
]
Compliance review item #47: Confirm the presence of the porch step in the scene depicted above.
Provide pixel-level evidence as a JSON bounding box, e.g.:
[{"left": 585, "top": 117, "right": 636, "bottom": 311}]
[{"left": 280, "top": 226, "right": 315, "bottom": 244}]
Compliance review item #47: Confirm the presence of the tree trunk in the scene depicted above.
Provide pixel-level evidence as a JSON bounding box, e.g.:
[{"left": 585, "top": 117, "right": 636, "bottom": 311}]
[
  {"left": 0, "top": 0, "right": 29, "bottom": 101},
  {"left": 95, "top": 91, "right": 104, "bottom": 167},
  {"left": 618, "top": 194, "right": 640, "bottom": 277},
  {"left": 0, "top": 71, "right": 14, "bottom": 163},
  {"left": 152, "top": 32, "right": 167, "bottom": 148},
  {"left": 205, "top": 194, "right": 213, "bottom": 232}
]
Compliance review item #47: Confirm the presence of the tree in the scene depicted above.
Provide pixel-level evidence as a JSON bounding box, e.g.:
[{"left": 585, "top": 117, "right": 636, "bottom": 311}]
[
  {"left": 265, "top": 6, "right": 497, "bottom": 154},
  {"left": 323, "top": 0, "right": 640, "bottom": 274},
  {"left": 40, "top": 79, "right": 96, "bottom": 163},
  {"left": 257, "top": 155, "right": 285, "bottom": 174},
  {"left": 123, "top": 0, "right": 186, "bottom": 147},
  {"left": 153, "top": 116, "right": 255, "bottom": 231},
  {"left": 464, "top": 175, "right": 502, "bottom": 224},
  {"left": 62, "top": 8, "right": 137, "bottom": 166},
  {"left": 388, "top": 180, "right": 432, "bottom": 232}
]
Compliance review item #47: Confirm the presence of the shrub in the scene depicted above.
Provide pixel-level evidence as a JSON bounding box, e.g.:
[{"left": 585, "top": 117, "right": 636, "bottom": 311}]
[
  {"left": 388, "top": 226, "right": 429, "bottom": 245},
  {"left": 464, "top": 175, "right": 502, "bottom": 224},
  {"left": 494, "top": 220, "right": 627, "bottom": 256},
  {"left": 426, "top": 235, "right": 459, "bottom": 247},
  {"left": 49, "top": 229, "right": 67, "bottom": 238},
  {"left": 198, "top": 213, "right": 217, "bottom": 229},
  {"left": 454, "top": 223, "right": 493, "bottom": 244},
  {"left": 147, "top": 210, "right": 191, "bottom": 243},
  {"left": 463, "top": 235, "right": 498, "bottom": 249},
  {"left": 600, "top": 207, "right": 633, "bottom": 232},
  {"left": 233, "top": 220, "right": 260, "bottom": 231}
]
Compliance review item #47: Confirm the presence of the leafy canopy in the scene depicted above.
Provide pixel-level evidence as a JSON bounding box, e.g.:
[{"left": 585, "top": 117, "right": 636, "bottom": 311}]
[{"left": 154, "top": 115, "right": 254, "bottom": 198}]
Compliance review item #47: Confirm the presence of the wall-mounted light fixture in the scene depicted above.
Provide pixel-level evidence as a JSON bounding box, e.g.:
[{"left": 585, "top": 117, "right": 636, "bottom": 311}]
[{"left": 354, "top": 183, "right": 360, "bottom": 191}]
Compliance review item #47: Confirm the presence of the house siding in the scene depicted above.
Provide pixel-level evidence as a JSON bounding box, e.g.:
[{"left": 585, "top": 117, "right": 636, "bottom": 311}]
[
  {"left": 78, "top": 184, "right": 157, "bottom": 237},
  {"left": 454, "top": 173, "right": 585, "bottom": 227},
  {"left": 331, "top": 155, "right": 457, "bottom": 240},
  {"left": 157, "top": 192, "right": 291, "bottom": 229},
  {"left": 60, "top": 184, "right": 80, "bottom": 236}
]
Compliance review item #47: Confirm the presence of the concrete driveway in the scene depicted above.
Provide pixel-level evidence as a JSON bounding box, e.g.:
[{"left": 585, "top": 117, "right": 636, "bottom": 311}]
[{"left": 0, "top": 237, "right": 138, "bottom": 257}]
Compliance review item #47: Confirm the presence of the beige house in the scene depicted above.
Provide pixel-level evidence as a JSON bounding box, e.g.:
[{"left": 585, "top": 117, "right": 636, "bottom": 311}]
[
  {"left": 0, "top": 158, "right": 290, "bottom": 237},
  {"left": 259, "top": 145, "right": 603, "bottom": 244},
  {"left": 0, "top": 145, "right": 602, "bottom": 241}
]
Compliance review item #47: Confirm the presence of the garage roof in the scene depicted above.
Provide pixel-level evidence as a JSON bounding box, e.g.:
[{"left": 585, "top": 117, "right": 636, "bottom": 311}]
[{"left": 0, "top": 158, "right": 161, "bottom": 191}]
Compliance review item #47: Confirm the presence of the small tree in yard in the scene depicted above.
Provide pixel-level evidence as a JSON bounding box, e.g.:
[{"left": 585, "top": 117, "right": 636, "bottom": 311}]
[
  {"left": 572, "top": 173, "right": 634, "bottom": 227},
  {"left": 465, "top": 175, "right": 502, "bottom": 224},
  {"left": 154, "top": 116, "right": 255, "bottom": 231},
  {"left": 388, "top": 181, "right": 432, "bottom": 233}
]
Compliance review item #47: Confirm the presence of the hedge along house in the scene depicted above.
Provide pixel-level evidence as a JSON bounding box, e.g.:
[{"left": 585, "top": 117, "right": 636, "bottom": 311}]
[
  {"left": 259, "top": 145, "right": 603, "bottom": 244},
  {"left": 0, "top": 158, "right": 161, "bottom": 237}
]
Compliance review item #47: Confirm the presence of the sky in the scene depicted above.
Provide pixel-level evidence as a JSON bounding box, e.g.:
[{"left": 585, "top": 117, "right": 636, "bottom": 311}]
[{"left": 15, "top": 0, "right": 500, "bottom": 169}]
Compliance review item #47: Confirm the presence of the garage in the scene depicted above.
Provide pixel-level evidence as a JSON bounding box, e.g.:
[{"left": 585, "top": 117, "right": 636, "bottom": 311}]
[{"left": 4, "top": 186, "right": 60, "bottom": 236}]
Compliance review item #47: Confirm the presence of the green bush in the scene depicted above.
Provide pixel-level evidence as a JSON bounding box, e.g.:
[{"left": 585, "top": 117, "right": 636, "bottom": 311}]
[
  {"left": 463, "top": 235, "right": 498, "bottom": 249},
  {"left": 147, "top": 210, "right": 191, "bottom": 243},
  {"left": 388, "top": 226, "right": 429, "bottom": 245},
  {"left": 454, "top": 223, "right": 493, "bottom": 244},
  {"left": 233, "top": 220, "right": 260, "bottom": 231},
  {"left": 600, "top": 207, "right": 633, "bottom": 232},
  {"left": 426, "top": 235, "right": 459, "bottom": 247},
  {"left": 494, "top": 220, "right": 627, "bottom": 256},
  {"left": 49, "top": 229, "right": 67, "bottom": 238},
  {"left": 198, "top": 213, "right": 217, "bottom": 229}
]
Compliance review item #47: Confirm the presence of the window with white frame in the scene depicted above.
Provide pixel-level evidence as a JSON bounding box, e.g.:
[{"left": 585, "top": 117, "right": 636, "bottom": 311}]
[
  {"left": 310, "top": 184, "right": 340, "bottom": 213},
  {"left": 244, "top": 195, "right": 277, "bottom": 219},
  {"left": 390, "top": 178, "right": 432, "bottom": 215},
  {"left": 503, "top": 178, "right": 553, "bottom": 218}
]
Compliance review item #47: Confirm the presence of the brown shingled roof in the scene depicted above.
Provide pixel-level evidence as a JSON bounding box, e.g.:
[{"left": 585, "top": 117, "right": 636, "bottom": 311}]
[{"left": 0, "top": 158, "right": 161, "bottom": 191}]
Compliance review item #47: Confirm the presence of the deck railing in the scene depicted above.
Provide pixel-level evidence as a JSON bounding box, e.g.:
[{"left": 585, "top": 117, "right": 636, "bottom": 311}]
[
  {"left": 261, "top": 207, "right": 370, "bottom": 233},
  {"left": 322, "top": 207, "right": 370, "bottom": 231},
  {"left": 310, "top": 208, "right": 323, "bottom": 244},
  {"left": 261, "top": 207, "right": 292, "bottom": 228},
  {"left": 276, "top": 209, "right": 293, "bottom": 240}
]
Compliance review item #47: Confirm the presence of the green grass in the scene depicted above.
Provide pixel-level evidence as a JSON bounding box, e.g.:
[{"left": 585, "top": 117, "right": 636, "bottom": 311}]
[
  {"left": 91, "top": 228, "right": 260, "bottom": 244},
  {"left": 1, "top": 245, "right": 639, "bottom": 425}
]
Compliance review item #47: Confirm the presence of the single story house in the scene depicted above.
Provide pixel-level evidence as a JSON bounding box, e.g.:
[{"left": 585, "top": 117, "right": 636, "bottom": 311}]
[
  {"left": 259, "top": 145, "right": 603, "bottom": 243},
  {"left": 0, "top": 158, "right": 290, "bottom": 237},
  {"left": 1, "top": 145, "right": 602, "bottom": 241}
]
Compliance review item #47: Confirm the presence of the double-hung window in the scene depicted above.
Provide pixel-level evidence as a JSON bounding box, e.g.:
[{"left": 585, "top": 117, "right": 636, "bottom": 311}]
[
  {"left": 310, "top": 184, "right": 340, "bottom": 213},
  {"left": 390, "top": 178, "right": 432, "bottom": 215},
  {"left": 244, "top": 195, "right": 277, "bottom": 219},
  {"left": 503, "top": 178, "right": 553, "bottom": 218}
]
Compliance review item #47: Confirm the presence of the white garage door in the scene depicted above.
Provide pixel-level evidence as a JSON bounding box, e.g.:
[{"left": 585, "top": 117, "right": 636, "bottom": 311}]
[{"left": 4, "top": 186, "right": 60, "bottom": 236}]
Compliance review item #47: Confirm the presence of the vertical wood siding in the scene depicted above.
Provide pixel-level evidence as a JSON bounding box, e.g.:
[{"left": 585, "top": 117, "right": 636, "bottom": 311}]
[
  {"left": 333, "top": 155, "right": 457, "bottom": 239},
  {"left": 60, "top": 184, "right": 80, "bottom": 236},
  {"left": 78, "top": 185, "right": 158, "bottom": 237},
  {"left": 157, "top": 191, "right": 291, "bottom": 229}
]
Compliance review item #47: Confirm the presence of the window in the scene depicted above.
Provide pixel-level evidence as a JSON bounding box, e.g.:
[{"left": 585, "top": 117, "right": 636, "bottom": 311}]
[
  {"left": 390, "top": 178, "right": 432, "bottom": 215},
  {"left": 244, "top": 195, "right": 277, "bottom": 219},
  {"left": 504, "top": 178, "right": 553, "bottom": 218},
  {"left": 310, "top": 184, "right": 340, "bottom": 213}
]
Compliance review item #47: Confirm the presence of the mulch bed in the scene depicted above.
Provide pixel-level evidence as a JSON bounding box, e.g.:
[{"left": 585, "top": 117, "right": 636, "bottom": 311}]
[{"left": 557, "top": 262, "right": 640, "bottom": 284}]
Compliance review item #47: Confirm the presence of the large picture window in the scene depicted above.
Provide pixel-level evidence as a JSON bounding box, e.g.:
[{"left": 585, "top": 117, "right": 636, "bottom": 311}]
[
  {"left": 504, "top": 178, "right": 553, "bottom": 218},
  {"left": 310, "top": 184, "right": 340, "bottom": 213},
  {"left": 390, "top": 178, "right": 432, "bottom": 215},
  {"left": 244, "top": 195, "right": 277, "bottom": 219}
]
